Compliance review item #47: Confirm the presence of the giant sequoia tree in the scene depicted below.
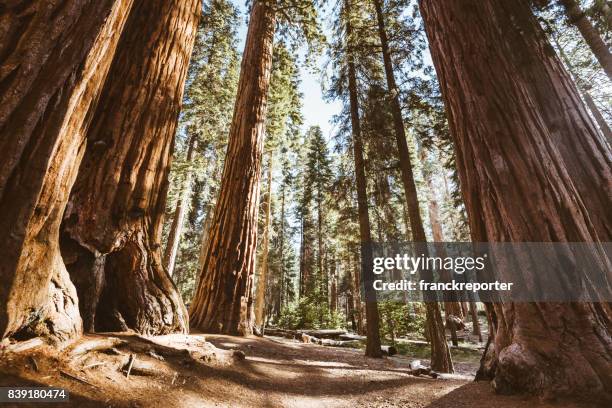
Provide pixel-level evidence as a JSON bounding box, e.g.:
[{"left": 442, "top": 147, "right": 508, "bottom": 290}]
[
  {"left": 190, "top": 0, "right": 322, "bottom": 335},
  {"left": 61, "top": 0, "right": 200, "bottom": 334},
  {"left": 0, "top": 0, "right": 134, "bottom": 342},
  {"left": 420, "top": 0, "right": 611, "bottom": 401},
  {"left": 189, "top": 0, "right": 277, "bottom": 335}
]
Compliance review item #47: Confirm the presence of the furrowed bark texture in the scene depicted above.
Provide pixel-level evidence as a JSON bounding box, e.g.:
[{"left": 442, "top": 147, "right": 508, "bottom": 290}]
[
  {"left": 0, "top": 0, "right": 134, "bottom": 342},
  {"left": 420, "top": 0, "right": 612, "bottom": 401},
  {"left": 373, "top": 0, "right": 453, "bottom": 372},
  {"left": 345, "top": 0, "right": 383, "bottom": 359},
  {"left": 189, "top": 0, "right": 275, "bottom": 336},
  {"left": 61, "top": 0, "right": 200, "bottom": 335}
]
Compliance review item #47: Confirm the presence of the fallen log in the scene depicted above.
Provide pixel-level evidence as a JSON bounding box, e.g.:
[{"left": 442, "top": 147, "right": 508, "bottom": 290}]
[
  {"left": 263, "top": 328, "right": 298, "bottom": 340},
  {"left": 318, "top": 339, "right": 361, "bottom": 348},
  {"left": 338, "top": 333, "right": 366, "bottom": 341},
  {"left": 300, "top": 329, "right": 347, "bottom": 339}
]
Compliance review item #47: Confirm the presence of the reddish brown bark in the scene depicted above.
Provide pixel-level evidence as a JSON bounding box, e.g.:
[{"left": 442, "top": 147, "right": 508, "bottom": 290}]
[
  {"left": 255, "top": 151, "right": 274, "bottom": 328},
  {"left": 420, "top": 0, "right": 612, "bottom": 400},
  {"left": 61, "top": 0, "right": 199, "bottom": 335},
  {"left": 0, "top": 0, "right": 134, "bottom": 342},
  {"left": 189, "top": 0, "right": 276, "bottom": 336},
  {"left": 373, "top": 0, "right": 452, "bottom": 372},
  {"left": 345, "top": 0, "right": 383, "bottom": 358}
]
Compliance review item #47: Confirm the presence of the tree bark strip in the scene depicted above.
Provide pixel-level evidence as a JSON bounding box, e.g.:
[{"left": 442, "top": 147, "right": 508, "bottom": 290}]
[
  {"left": 345, "top": 0, "right": 383, "bottom": 358},
  {"left": 255, "top": 151, "right": 274, "bottom": 328},
  {"left": 62, "top": 0, "right": 200, "bottom": 335},
  {"left": 189, "top": 0, "right": 276, "bottom": 336},
  {"left": 373, "top": 0, "right": 453, "bottom": 372},
  {"left": 420, "top": 0, "right": 612, "bottom": 400},
  {"left": 164, "top": 132, "right": 198, "bottom": 277},
  {"left": 0, "top": 0, "right": 134, "bottom": 342}
]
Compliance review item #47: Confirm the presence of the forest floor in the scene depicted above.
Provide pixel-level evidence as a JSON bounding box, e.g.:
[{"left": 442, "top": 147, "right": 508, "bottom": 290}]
[{"left": 0, "top": 333, "right": 604, "bottom": 408}]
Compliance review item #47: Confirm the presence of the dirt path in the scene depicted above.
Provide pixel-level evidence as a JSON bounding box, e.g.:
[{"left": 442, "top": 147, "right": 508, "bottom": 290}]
[{"left": 0, "top": 334, "right": 603, "bottom": 407}]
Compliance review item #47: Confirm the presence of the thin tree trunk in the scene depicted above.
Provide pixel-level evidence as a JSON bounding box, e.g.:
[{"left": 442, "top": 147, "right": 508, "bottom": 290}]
[
  {"left": 61, "top": 0, "right": 199, "bottom": 335},
  {"left": 255, "top": 151, "right": 273, "bottom": 329},
  {"left": 469, "top": 301, "right": 483, "bottom": 342},
  {"left": 330, "top": 258, "right": 338, "bottom": 313},
  {"left": 0, "top": 0, "right": 134, "bottom": 342},
  {"left": 558, "top": 0, "right": 612, "bottom": 79},
  {"left": 352, "top": 247, "right": 365, "bottom": 335},
  {"left": 419, "top": 148, "right": 464, "bottom": 321},
  {"left": 165, "top": 138, "right": 198, "bottom": 275},
  {"left": 420, "top": 0, "right": 612, "bottom": 400},
  {"left": 345, "top": 0, "right": 382, "bottom": 358},
  {"left": 164, "top": 132, "right": 198, "bottom": 277},
  {"left": 189, "top": 0, "right": 276, "bottom": 336},
  {"left": 278, "top": 186, "right": 286, "bottom": 315},
  {"left": 373, "top": 0, "right": 453, "bottom": 372}
]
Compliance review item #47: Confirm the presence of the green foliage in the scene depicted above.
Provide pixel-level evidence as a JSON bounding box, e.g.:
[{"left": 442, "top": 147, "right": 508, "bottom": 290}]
[
  {"left": 278, "top": 297, "right": 345, "bottom": 330},
  {"left": 378, "top": 302, "right": 426, "bottom": 343}
]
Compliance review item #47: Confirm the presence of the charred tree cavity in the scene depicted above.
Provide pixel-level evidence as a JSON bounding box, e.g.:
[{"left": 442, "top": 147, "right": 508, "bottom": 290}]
[{"left": 61, "top": 0, "right": 200, "bottom": 335}]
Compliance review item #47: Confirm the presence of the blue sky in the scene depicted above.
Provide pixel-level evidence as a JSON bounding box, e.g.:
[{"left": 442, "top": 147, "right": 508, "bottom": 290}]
[{"left": 232, "top": 2, "right": 342, "bottom": 139}]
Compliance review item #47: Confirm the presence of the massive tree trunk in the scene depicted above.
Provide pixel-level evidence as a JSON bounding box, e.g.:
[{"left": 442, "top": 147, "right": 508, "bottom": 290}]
[
  {"left": 345, "top": 0, "right": 383, "bottom": 358},
  {"left": 255, "top": 151, "right": 273, "bottom": 329},
  {"left": 420, "top": 0, "right": 612, "bottom": 401},
  {"left": 0, "top": 0, "right": 134, "bottom": 342},
  {"left": 373, "top": 0, "right": 453, "bottom": 372},
  {"left": 61, "top": 0, "right": 199, "bottom": 335},
  {"left": 558, "top": 0, "right": 612, "bottom": 79},
  {"left": 164, "top": 132, "right": 198, "bottom": 277},
  {"left": 189, "top": 0, "right": 276, "bottom": 336}
]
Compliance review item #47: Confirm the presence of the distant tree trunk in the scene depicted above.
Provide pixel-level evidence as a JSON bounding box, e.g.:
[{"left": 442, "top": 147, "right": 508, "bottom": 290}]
[
  {"left": 351, "top": 248, "right": 365, "bottom": 335},
  {"left": 558, "top": 0, "right": 612, "bottom": 79},
  {"left": 255, "top": 151, "right": 273, "bottom": 329},
  {"left": 61, "top": 0, "right": 199, "bottom": 334},
  {"left": 419, "top": 149, "right": 464, "bottom": 321},
  {"left": 421, "top": 0, "right": 612, "bottom": 400},
  {"left": 189, "top": 0, "right": 275, "bottom": 336},
  {"left": 0, "top": 0, "right": 135, "bottom": 342},
  {"left": 373, "top": 0, "right": 453, "bottom": 372},
  {"left": 469, "top": 302, "right": 483, "bottom": 342},
  {"left": 330, "top": 259, "right": 338, "bottom": 313},
  {"left": 345, "top": 0, "right": 382, "bottom": 358},
  {"left": 164, "top": 132, "right": 198, "bottom": 277},
  {"left": 278, "top": 187, "right": 286, "bottom": 316}
]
